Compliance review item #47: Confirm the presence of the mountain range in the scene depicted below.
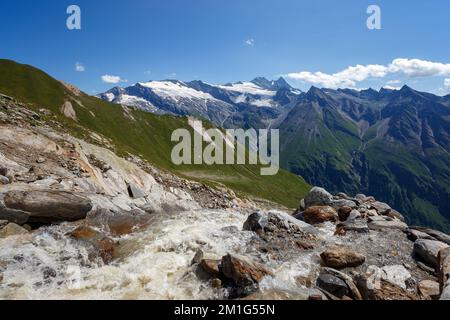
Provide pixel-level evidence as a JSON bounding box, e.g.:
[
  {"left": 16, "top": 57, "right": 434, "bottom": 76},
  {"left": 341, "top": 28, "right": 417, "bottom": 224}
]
[{"left": 99, "top": 77, "right": 450, "bottom": 232}]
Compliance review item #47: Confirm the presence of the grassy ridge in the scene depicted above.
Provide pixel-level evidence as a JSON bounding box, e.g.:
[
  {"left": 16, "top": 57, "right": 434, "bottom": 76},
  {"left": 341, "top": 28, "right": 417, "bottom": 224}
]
[{"left": 0, "top": 59, "right": 310, "bottom": 208}]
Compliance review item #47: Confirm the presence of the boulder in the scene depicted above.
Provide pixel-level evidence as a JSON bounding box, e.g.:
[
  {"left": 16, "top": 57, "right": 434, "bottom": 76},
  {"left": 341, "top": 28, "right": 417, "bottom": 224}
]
[
  {"left": 337, "top": 206, "right": 353, "bottom": 222},
  {"left": 244, "top": 211, "right": 314, "bottom": 234},
  {"left": 0, "top": 223, "right": 29, "bottom": 238},
  {"left": 370, "top": 201, "right": 392, "bottom": 215},
  {"left": 302, "top": 206, "right": 338, "bottom": 225},
  {"left": 321, "top": 267, "right": 362, "bottom": 300},
  {"left": 414, "top": 239, "right": 450, "bottom": 268},
  {"left": 200, "top": 259, "right": 221, "bottom": 277},
  {"left": 304, "top": 187, "right": 333, "bottom": 208},
  {"left": 2, "top": 190, "right": 93, "bottom": 224},
  {"left": 320, "top": 246, "right": 366, "bottom": 269},
  {"left": 220, "top": 254, "right": 273, "bottom": 287},
  {"left": 316, "top": 273, "right": 349, "bottom": 298},
  {"left": 418, "top": 280, "right": 440, "bottom": 300},
  {"left": 330, "top": 199, "right": 357, "bottom": 210},
  {"left": 0, "top": 175, "right": 10, "bottom": 185}
]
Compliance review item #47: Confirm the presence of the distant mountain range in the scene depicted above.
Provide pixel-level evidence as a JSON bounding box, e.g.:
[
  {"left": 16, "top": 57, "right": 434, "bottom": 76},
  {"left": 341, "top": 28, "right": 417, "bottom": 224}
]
[{"left": 100, "top": 78, "right": 450, "bottom": 232}]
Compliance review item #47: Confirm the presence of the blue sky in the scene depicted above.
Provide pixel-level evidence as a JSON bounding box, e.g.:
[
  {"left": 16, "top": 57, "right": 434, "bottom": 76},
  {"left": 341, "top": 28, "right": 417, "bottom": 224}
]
[{"left": 1, "top": 0, "right": 450, "bottom": 95}]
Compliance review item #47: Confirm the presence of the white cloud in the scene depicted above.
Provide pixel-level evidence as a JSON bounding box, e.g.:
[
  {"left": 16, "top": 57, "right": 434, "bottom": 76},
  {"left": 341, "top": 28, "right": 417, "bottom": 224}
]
[
  {"left": 287, "top": 64, "right": 388, "bottom": 88},
  {"left": 286, "top": 58, "right": 450, "bottom": 89},
  {"left": 101, "top": 75, "right": 122, "bottom": 84},
  {"left": 389, "top": 58, "right": 450, "bottom": 77},
  {"left": 245, "top": 38, "right": 255, "bottom": 47},
  {"left": 445, "top": 78, "right": 450, "bottom": 90},
  {"left": 75, "top": 62, "right": 85, "bottom": 72}
]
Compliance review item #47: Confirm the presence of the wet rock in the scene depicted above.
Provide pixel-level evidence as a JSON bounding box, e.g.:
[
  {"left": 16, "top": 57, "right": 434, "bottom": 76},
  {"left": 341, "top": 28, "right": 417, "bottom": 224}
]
[
  {"left": 0, "top": 223, "right": 29, "bottom": 238},
  {"left": 414, "top": 239, "right": 449, "bottom": 268},
  {"left": 2, "top": 190, "right": 92, "bottom": 224},
  {"left": 337, "top": 206, "right": 353, "bottom": 221},
  {"left": 191, "top": 249, "right": 204, "bottom": 265},
  {"left": 201, "top": 259, "right": 221, "bottom": 277},
  {"left": 86, "top": 208, "right": 150, "bottom": 236},
  {"left": 211, "top": 278, "right": 222, "bottom": 289},
  {"left": 220, "top": 254, "right": 273, "bottom": 287},
  {"left": 418, "top": 280, "right": 440, "bottom": 300},
  {"left": 304, "top": 187, "right": 333, "bottom": 208},
  {"left": 243, "top": 212, "right": 268, "bottom": 234},
  {"left": 93, "top": 237, "right": 115, "bottom": 264},
  {"left": 302, "top": 206, "right": 338, "bottom": 225},
  {"left": 68, "top": 224, "right": 116, "bottom": 264},
  {"left": 316, "top": 273, "right": 349, "bottom": 298},
  {"left": 0, "top": 175, "right": 10, "bottom": 185},
  {"left": 320, "top": 246, "right": 365, "bottom": 269}
]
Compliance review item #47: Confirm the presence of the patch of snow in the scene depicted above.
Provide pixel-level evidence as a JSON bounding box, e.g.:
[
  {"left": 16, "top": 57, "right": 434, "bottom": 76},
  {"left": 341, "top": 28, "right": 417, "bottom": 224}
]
[{"left": 139, "top": 81, "right": 216, "bottom": 101}]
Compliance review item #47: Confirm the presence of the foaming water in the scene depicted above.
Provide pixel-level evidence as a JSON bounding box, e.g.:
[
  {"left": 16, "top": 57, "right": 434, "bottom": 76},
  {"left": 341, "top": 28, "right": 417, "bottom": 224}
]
[{"left": 0, "top": 209, "right": 336, "bottom": 300}]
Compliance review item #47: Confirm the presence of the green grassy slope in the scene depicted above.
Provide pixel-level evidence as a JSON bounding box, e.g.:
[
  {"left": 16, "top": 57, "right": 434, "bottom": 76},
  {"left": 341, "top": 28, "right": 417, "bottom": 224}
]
[{"left": 0, "top": 59, "right": 310, "bottom": 208}]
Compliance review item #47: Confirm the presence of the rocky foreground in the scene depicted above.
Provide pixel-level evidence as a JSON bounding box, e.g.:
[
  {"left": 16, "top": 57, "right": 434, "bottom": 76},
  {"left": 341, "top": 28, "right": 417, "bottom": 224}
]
[{"left": 1, "top": 94, "right": 450, "bottom": 300}]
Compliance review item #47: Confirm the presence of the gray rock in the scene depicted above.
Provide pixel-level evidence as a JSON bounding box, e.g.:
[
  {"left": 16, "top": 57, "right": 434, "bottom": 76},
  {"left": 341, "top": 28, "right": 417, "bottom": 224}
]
[
  {"left": 414, "top": 239, "right": 450, "bottom": 268},
  {"left": 441, "top": 284, "right": 450, "bottom": 300},
  {"left": 316, "top": 273, "right": 349, "bottom": 298},
  {"left": 330, "top": 199, "right": 357, "bottom": 210},
  {"left": 304, "top": 187, "right": 333, "bottom": 208},
  {"left": 405, "top": 229, "right": 436, "bottom": 242},
  {"left": 127, "top": 184, "right": 146, "bottom": 199},
  {"left": 438, "top": 247, "right": 450, "bottom": 293},
  {"left": 36, "top": 157, "right": 46, "bottom": 164},
  {"left": 347, "top": 209, "right": 362, "bottom": 221},
  {"left": 2, "top": 190, "right": 93, "bottom": 224},
  {"left": 370, "top": 201, "right": 392, "bottom": 215},
  {"left": 368, "top": 218, "right": 408, "bottom": 231},
  {"left": 321, "top": 267, "right": 362, "bottom": 300},
  {"left": 0, "top": 175, "right": 10, "bottom": 185},
  {"left": 244, "top": 211, "right": 315, "bottom": 234},
  {"left": 411, "top": 227, "right": 450, "bottom": 246},
  {"left": 299, "top": 199, "right": 306, "bottom": 211},
  {"left": 337, "top": 220, "right": 369, "bottom": 234},
  {"left": 0, "top": 166, "right": 7, "bottom": 177}
]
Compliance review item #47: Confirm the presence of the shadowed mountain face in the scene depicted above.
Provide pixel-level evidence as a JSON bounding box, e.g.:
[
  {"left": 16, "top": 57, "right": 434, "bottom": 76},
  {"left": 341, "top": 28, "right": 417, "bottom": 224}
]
[
  {"left": 280, "top": 86, "right": 450, "bottom": 232},
  {"left": 99, "top": 77, "right": 450, "bottom": 232}
]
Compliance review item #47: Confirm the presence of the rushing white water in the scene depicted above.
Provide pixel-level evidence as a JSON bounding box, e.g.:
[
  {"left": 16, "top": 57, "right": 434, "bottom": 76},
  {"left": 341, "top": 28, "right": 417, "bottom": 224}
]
[{"left": 0, "top": 209, "right": 335, "bottom": 300}]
